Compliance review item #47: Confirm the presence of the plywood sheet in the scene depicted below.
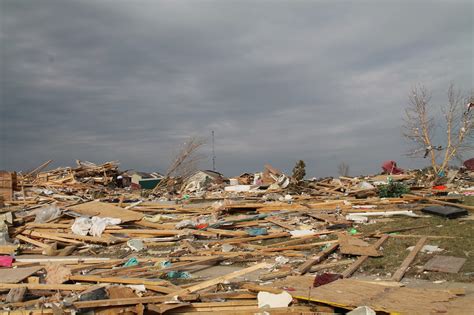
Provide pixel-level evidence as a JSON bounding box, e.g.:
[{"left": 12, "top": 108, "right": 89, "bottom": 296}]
[
  {"left": 338, "top": 234, "right": 381, "bottom": 257},
  {"left": 424, "top": 255, "right": 466, "bottom": 274},
  {"left": 0, "top": 266, "right": 43, "bottom": 284},
  {"left": 272, "top": 277, "right": 470, "bottom": 314},
  {"left": 68, "top": 201, "right": 143, "bottom": 222}
]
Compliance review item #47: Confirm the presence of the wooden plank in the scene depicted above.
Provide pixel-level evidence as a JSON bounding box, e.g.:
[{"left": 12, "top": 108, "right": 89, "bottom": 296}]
[
  {"left": 170, "top": 262, "right": 271, "bottom": 296},
  {"left": 205, "top": 228, "right": 247, "bottom": 237},
  {"left": 265, "top": 217, "right": 295, "bottom": 230},
  {"left": 181, "top": 240, "right": 197, "bottom": 253},
  {"left": 240, "top": 283, "right": 284, "bottom": 294},
  {"left": 161, "top": 306, "right": 317, "bottom": 315},
  {"left": 21, "top": 231, "right": 83, "bottom": 244},
  {"left": 338, "top": 234, "right": 382, "bottom": 257},
  {"left": 68, "top": 201, "right": 143, "bottom": 222},
  {"left": 5, "top": 287, "right": 27, "bottom": 303},
  {"left": 266, "top": 234, "right": 321, "bottom": 248},
  {"left": 0, "top": 283, "right": 91, "bottom": 291},
  {"left": 14, "top": 257, "right": 111, "bottom": 264},
  {"left": 208, "top": 232, "right": 289, "bottom": 244},
  {"left": 74, "top": 294, "right": 199, "bottom": 308},
  {"left": 274, "top": 277, "right": 461, "bottom": 315},
  {"left": 405, "top": 194, "right": 474, "bottom": 212},
  {"left": 260, "top": 240, "right": 338, "bottom": 253},
  {"left": 342, "top": 234, "right": 389, "bottom": 278},
  {"left": 296, "top": 243, "right": 339, "bottom": 275},
  {"left": 144, "top": 285, "right": 176, "bottom": 294},
  {"left": 80, "top": 291, "right": 252, "bottom": 310},
  {"left": 156, "top": 301, "right": 260, "bottom": 312},
  {"left": 309, "top": 259, "right": 353, "bottom": 272},
  {"left": 0, "top": 244, "right": 17, "bottom": 254},
  {"left": 148, "top": 302, "right": 190, "bottom": 314},
  {"left": 69, "top": 275, "right": 170, "bottom": 286},
  {"left": 391, "top": 236, "right": 427, "bottom": 282},
  {"left": 0, "top": 266, "right": 43, "bottom": 284},
  {"left": 423, "top": 255, "right": 466, "bottom": 273},
  {"left": 104, "top": 228, "right": 182, "bottom": 236},
  {"left": 15, "top": 235, "right": 50, "bottom": 249}
]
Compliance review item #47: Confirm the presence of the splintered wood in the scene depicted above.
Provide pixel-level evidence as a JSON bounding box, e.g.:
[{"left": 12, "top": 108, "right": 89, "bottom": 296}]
[{"left": 0, "top": 160, "right": 472, "bottom": 313}]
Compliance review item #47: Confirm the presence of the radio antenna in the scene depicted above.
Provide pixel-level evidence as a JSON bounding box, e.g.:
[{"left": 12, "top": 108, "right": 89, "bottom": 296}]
[{"left": 211, "top": 130, "right": 216, "bottom": 171}]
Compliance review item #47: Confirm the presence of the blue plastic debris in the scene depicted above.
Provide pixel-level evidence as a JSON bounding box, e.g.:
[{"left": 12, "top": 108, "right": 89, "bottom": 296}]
[
  {"left": 160, "top": 260, "right": 172, "bottom": 268},
  {"left": 123, "top": 257, "right": 139, "bottom": 267},
  {"left": 167, "top": 271, "right": 191, "bottom": 279},
  {"left": 246, "top": 227, "right": 268, "bottom": 236}
]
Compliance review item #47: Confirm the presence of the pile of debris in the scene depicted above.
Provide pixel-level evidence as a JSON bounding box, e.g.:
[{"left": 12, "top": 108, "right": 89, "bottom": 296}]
[{"left": 0, "top": 160, "right": 473, "bottom": 314}]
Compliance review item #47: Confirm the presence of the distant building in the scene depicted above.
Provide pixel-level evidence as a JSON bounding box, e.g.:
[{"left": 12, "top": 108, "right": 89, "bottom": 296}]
[
  {"left": 126, "top": 171, "right": 163, "bottom": 190},
  {"left": 181, "top": 170, "right": 224, "bottom": 192}
]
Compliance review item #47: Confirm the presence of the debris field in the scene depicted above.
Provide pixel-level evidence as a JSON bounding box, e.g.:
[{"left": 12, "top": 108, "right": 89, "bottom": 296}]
[{"left": 0, "top": 160, "right": 473, "bottom": 314}]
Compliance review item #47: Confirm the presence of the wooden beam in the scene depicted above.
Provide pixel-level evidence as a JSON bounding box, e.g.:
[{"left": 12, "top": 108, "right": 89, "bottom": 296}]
[
  {"left": 74, "top": 294, "right": 199, "bottom": 308},
  {"left": 265, "top": 217, "right": 295, "bottom": 230},
  {"left": 405, "top": 194, "right": 474, "bottom": 211},
  {"left": 391, "top": 236, "right": 427, "bottom": 282},
  {"left": 15, "top": 235, "right": 50, "bottom": 249},
  {"left": 0, "top": 245, "right": 17, "bottom": 254},
  {"left": 342, "top": 234, "right": 389, "bottom": 278},
  {"left": 68, "top": 275, "right": 170, "bottom": 287},
  {"left": 296, "top": 243, "right": 339, "bottom": 275},
  {"left": 209, "top": 232, "right": 289, "bottom": 244},
  {"left": 240, "top": 283, "right": 284, "bottom": 294},
  {"left": 0, "top": 283, "right": 91, "bottom": 291},
  {"left": 181, "top": 240, "right": 197, "bottom": 253},
  {"left": 260, "top": 240, "right": 338, "bottom": 252},
  {"left": 169, "top": 262, "right": 271, "bottom": 296}
]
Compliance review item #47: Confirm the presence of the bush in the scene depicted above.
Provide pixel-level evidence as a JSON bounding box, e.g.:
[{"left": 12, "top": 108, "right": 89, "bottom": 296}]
[{"left": 377, "top": 181, "right": 410, "bottom": 198}]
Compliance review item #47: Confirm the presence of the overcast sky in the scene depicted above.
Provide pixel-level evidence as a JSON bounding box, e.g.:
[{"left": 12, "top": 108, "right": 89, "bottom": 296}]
[{"left": 1, "top": 1, "right": 472, "bottom": 177}]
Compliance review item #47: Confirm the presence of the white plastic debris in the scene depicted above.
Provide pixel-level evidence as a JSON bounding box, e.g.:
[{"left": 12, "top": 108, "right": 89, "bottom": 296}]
[
  {"left": 127, "top": 239, "right": 145, "bottom": 251},
  {"left": 277, "top": 175, "right": 290, "bottom": 188},
  {"left": 352, "top": 205, "right": 377, "bottom": 209},
  {"left": 346, "top": 215, "right": 369, "bottom": 224},
  {"left": 175, "top": 219, "right": 194, "bottom": 229},
  {"left": 222, "top": 244, "right": 234, "bottom": 253},
  {"left": 407, "top": 245, "right": 443, "bottom": 254},
  {"left": 71, "top": 216, "right": 121, "bottom": 237},
  {"left": 126, "top": 284, "right": 146, "bottom": 292},
  {"left": 224, "top": 185, "right": 253, "bottom": 192},
  {"left": 34, "top": 203, "right": 61, "bottom": 223},
  {"left": 357, "top": 182, "right": 375, "bottom": 190},
  {"left": 90, "top": 216, "right": 121, "bottom": 237},
  {"left": 347, "top": 306, "right": 376, "bottom": 315},
  {"left": 71, "top": 217, "right": 91, "bottom": 236},
  {"left": 257, "top": 291, "right": 292, "bottom": 309},
  {"left": 275, "top": 256, "right": 290, "bottom": 265},
  {"left": 346, "top": 211, "right": 421, "bottom": 222},
  {"left": 0, "top": 212, "right": 13, "bottom": 245},
  {"left": 289, "top": 230, "right": 315, "bottom": 238}
]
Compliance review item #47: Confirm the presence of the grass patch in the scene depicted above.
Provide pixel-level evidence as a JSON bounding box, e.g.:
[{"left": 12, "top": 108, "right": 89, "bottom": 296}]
[{"left": 354, "top": 216, "right": 474, "bottom": 282}]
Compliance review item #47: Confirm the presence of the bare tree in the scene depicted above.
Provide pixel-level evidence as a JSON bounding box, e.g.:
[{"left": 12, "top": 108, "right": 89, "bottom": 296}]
[
  {"left": 403, "top": 84, "right": 473, "bottom": 175},
  {"left": 153, "top": 136, "right": 206, "bottom": 192},
  {"left": 291, "top": 160, "right": 306, "bottom": 182},
  {"left": 338, "top": 162, "right": 350, "bottom": 177},
  {"left": 166, "top": 136, "right": 206, "bottom": 178}
]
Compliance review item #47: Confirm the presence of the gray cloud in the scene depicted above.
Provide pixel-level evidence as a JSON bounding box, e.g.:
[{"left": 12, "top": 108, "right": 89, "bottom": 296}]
[{"left": 1, "top": 0, "right": 472, "bottom": 176}]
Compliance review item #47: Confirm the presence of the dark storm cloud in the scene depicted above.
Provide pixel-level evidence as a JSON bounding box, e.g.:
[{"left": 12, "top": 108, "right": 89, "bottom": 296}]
[{"left": 0, "top": 0, "right": 472, "bottom": 176}]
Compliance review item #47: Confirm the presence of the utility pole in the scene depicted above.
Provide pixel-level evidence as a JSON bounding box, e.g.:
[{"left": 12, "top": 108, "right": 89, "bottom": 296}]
[{"left": 211, "top": 130, "right": 216, "bottom": 171}]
